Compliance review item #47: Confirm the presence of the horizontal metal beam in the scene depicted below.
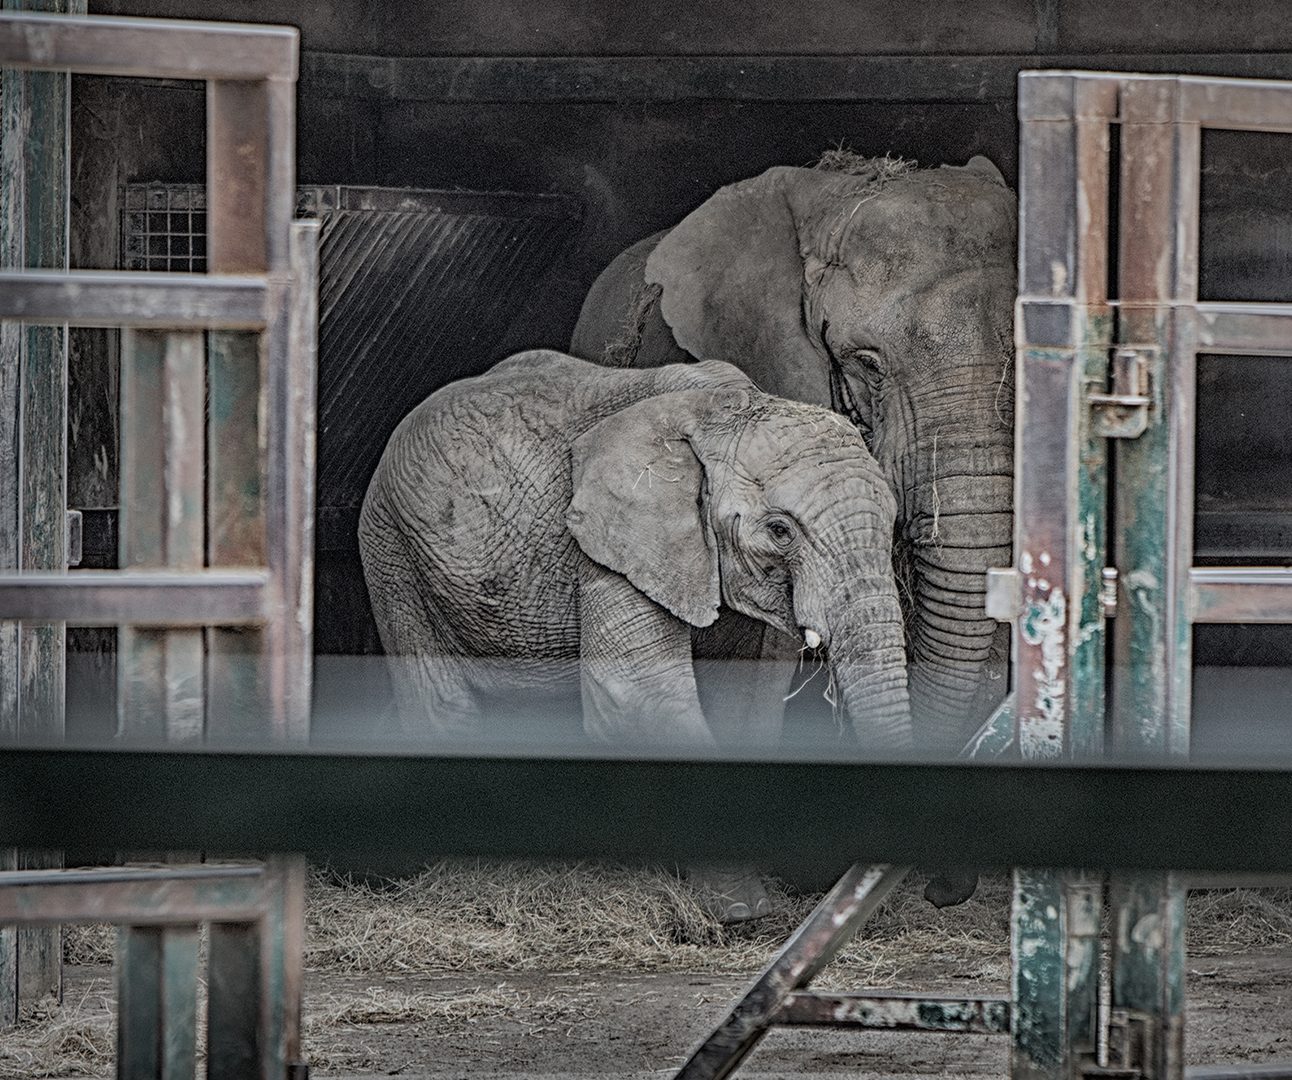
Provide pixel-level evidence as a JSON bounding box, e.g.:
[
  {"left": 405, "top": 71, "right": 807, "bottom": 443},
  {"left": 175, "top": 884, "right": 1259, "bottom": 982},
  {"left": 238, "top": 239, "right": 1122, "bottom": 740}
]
[
  {"left": 0, "top": 270, "right": 268, "bottom": 329},
  {"left": 8, "top": 750, "right": 1292, "bottom": 872},
  {"left": 0, "top": 867, "right": 267, "bottom": 925},
  {"left": 0, "top": 570, "right": 269, "bottom": 626},
  {"left": 0, "top": 11, "right": 296, "bottom": 81},
  {"left": 1194, "top": 302, "right": 1292, "bottom": 355},
  {"left": 1190, "top": 567, "right": 1292, "bottom": 624},
  {"left": 302, "top": 51, "right": 1292, "bottom": 103},
  {"left": 776, "top": 992, "right": 1010, "bottom": 1033},
  {"left": 1182, "top": 76, "right": 1292, "bottom": 133}
]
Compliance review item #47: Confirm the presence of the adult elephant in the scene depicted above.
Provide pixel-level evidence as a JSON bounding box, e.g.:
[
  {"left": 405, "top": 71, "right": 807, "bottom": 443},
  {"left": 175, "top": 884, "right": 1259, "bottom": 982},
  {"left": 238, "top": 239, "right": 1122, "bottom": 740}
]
[{"left": 571, "top": 155, "right": 1015, "bottom": 753}]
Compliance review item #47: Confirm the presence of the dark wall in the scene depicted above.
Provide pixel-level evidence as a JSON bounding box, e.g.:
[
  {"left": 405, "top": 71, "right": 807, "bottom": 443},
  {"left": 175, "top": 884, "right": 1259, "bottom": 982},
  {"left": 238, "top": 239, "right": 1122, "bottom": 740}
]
[
  {"left": 67, "top": 2, "right": 1292, "bottom": 686},
  {"left": 89, "top": 0, "right": 1292, "bottom": 56}
]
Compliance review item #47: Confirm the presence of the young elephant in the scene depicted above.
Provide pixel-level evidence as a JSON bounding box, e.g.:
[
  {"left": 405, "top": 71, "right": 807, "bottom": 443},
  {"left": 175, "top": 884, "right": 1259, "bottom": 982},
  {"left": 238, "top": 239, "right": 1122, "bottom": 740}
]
[{"left": 359, "top": 350, "right": 910, "bottom": 751}]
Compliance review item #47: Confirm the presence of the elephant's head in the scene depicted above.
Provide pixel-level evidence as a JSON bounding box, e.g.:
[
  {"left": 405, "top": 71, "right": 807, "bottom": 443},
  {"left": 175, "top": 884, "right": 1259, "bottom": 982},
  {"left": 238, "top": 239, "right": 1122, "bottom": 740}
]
[
  {"left": 642, "top": 157, "right": 1016, "bottom": 752},
  {"left": 566, "top": 377, "right": 911, "bottom": 750}
]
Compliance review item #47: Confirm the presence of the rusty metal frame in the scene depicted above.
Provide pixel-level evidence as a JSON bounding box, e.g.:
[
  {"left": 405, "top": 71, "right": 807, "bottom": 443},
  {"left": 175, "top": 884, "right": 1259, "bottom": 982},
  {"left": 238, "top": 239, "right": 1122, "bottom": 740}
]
[
  {"left": 0, "top": 858, "right": 304, "bottom": 1079},
  {"left": 1006, "top": 69, "right": 1292, "bottom": 1080},
  {"left": 0, "top": 9, "right": 314, "bottom": 1075},
  {"left": 0, "top": 8, "right": 315, "bottom": 737}
]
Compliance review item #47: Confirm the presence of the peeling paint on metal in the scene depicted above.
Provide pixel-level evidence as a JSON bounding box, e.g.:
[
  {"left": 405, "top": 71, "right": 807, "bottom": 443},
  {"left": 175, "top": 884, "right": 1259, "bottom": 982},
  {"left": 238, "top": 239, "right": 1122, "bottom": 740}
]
[{"left": 1020, "top": 587, "right": 1067, "bottom": 758}]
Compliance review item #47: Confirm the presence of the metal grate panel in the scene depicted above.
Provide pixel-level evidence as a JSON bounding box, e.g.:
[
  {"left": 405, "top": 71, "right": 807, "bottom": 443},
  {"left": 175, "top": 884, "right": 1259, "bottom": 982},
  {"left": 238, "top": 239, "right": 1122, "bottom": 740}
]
[{"left": 121, "top": 184, "right": 583, "bottom": 514}]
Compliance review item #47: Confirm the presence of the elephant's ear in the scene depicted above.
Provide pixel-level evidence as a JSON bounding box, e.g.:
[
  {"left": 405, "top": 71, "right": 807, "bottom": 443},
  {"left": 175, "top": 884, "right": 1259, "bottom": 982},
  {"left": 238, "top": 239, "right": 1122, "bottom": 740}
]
[
  {"left": 645, "top": 167, "right": 831, "bottom": 407},
  {"left": 567, "top": 394, "right": 722, "bottom": 628},
  {"left": 962, "top": 155, "right": 1008, "bottom": 187}
]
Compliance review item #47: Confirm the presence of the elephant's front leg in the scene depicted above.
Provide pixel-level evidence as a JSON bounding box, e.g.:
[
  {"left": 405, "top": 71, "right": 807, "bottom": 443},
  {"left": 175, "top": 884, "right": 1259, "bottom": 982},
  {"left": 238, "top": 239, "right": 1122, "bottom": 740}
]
[{"left": 577, "top": 560, "right": 716, "bottom": 749}]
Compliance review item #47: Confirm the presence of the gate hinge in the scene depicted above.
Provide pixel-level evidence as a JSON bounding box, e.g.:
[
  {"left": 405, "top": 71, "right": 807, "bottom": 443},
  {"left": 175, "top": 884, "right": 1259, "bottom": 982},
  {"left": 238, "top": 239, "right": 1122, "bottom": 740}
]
[
  {"left": 1089, "top": 347, "right": 1154, "bottom": 439},
  {"left": 1081, "top": 1008, "right": 1156, "bottom": 1080}
]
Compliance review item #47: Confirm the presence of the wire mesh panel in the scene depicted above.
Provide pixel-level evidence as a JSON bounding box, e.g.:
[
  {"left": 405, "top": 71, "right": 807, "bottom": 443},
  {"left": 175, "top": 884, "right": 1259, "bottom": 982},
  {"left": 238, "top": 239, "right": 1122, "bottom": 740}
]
[{"left": 120, "top": 184, "right": 207, "bottom": 272}]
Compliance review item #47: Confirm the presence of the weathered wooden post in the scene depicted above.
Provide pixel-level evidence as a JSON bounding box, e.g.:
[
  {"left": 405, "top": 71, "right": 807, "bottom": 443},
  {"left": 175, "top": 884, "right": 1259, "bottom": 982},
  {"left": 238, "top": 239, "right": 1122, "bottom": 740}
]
[{"left": 0, "top": 0, "right": 86, "bottom": 1022}]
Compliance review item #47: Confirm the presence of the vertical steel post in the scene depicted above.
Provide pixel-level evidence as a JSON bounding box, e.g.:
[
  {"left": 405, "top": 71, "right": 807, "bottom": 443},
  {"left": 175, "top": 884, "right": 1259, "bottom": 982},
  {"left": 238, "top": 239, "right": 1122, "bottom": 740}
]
[
  {"left": 117, "top": 330, "right": 205, "bottom": 742},
  {"left": 1010, "top": 71, "right": 1117, "bottom": 1080},
  {"left": 116, "top": 924, "right": 199, "bottom": 1080},
  {"left": 1107, "top": 75, "right": 1200, "bottom": 1080},
  {"left": 204, "top": 75, "right": 297, "bottom": 741},
  {"left": 0, "top": 0, "right": 85, "bottom": 1020}
]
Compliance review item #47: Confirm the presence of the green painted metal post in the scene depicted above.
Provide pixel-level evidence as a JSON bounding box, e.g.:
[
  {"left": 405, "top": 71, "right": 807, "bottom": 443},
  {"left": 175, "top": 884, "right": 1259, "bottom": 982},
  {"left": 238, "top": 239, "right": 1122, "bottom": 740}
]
[
  {"left": 116, "top": 924, "right": 200, "bottom": 1080},
  {"left": 1104, "top": 76, "right": 1200, "bottom": 1080},
  {"left": 0, "top": 0, "right": 85, "bottom": 1021},
  {"left": 1010, "top": 72, "right": 1117, "bottom": 1080}
]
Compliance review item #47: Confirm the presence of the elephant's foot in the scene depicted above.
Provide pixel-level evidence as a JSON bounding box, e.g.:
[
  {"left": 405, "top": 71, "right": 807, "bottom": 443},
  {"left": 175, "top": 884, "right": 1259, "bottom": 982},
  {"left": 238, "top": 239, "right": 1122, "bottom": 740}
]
[
  {"left": 923, "top": 871, "right": 980, "bottom": 908},
  {"left": 686, "top": 863, "right": 774, "bottom": 924}
]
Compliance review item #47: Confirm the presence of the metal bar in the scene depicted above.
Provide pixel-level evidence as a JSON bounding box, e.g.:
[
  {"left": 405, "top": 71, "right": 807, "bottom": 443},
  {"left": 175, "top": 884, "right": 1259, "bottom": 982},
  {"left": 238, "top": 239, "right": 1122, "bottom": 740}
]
[
  {"left": 1110, "top": 75, "right": 1198, "bottom": 1080},
  {"left": 14, "top": 751, "right": 1292, "bottom": 869},
  {"left": 159, "top": 927, "right": 199, "bottom": 1080},
  {"left": 1113, "top": 76, "right": 1195, "bottom": 759},
  {"left": 1193, "top": 303, "right": 1292, "bottom": 354},
  {"left": 1011, "top": 870, "right": 1103, "bottom": 1080},
  {"left": 775, "top": 992, "right": 1009, "bottom": 1033},
  {"left": 0, "top": 848, "right": 14, "bottom": 1027},
  {"left": 0, "top": 873, "right": 265, "bottom": 924},
  {"left": 1189, "top": 567, "right": 1292, "bottom": 623},
  {"left": 259, "top": 224, "right": 316, "bottom": 741},
  {"left": 0, "top": 865, "right": 261, "bottom": 886},
  {"left": 208, "top": 922, "right": 262, "bottom": 1080},
  {"left": 1180, "top": 75, "right": 1292, "bottom": 132},
  {"left": 0, "top": 11, "right": 297, "bottom": 80},
  {"left": 1109, "top": 873, "right": 1187, "bottom": 1079},
  {"left": 675, "top": 864, "right": 909, "bottom": 1079},
  {"left": 118, "top": 329, "right": 206, "bottom": 741},
  {"left": 205, "top": 78, "right": 279, "bottom": 740},
  {"left": 1013, "top": 72, "right": 1116, "bottom": 762},
  {"left": 117, "top": 926, "right": 161, "bottom": 1080},
  {"left": 116, "top": 925, "right": 199, "bottom": 1080},
  {"left": 0, "top": 570, "right": 269, "bottom": 625},
  {"left": 259, "top": 855, "right": 305, "bottom": 1078},
  {"left": 0, "top": 270, "right": 268, "bottom": 329}
]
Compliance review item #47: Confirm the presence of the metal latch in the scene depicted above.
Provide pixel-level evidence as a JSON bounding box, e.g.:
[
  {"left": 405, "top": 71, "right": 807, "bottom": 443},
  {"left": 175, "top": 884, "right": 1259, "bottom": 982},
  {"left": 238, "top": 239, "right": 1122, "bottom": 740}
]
[
  {"left": 65, "top": 509, "right": 82, "bottom": 568},
  {"left": 1081, "top": 1008, "right": 1156, "bottom": 1080},
  {"left": 986, "top": 566, "right": 1119, "bottom": 622},
  {"left": 1089, "top": 347, "right": 1153, "bottom": 439}
]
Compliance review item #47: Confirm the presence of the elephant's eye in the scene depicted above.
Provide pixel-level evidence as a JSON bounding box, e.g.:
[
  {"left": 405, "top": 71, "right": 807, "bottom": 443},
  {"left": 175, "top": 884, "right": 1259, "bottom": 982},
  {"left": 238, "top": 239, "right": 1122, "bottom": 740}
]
[
  {"left": 765, "top": 517, "right": 796, "bottom": 545},
  {"left": 850, "top": 347, "right": 886, "bottom": 378}
]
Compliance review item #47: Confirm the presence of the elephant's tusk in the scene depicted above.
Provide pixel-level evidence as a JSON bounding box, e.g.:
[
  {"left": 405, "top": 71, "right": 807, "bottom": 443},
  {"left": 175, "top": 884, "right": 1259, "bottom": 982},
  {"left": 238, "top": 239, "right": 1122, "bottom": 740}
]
[{"left": 804, "top": 629, "right": 822, "bottom": 650}]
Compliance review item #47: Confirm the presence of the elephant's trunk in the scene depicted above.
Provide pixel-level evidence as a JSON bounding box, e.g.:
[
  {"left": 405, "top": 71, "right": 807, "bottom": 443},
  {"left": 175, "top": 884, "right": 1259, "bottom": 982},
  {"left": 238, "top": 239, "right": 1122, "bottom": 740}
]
[
  {"left": 907, "top": 526, "right": 1011, "bottom": 754},
  {"left": 827, "top": 591, "right": 913, "bottom": 752}
]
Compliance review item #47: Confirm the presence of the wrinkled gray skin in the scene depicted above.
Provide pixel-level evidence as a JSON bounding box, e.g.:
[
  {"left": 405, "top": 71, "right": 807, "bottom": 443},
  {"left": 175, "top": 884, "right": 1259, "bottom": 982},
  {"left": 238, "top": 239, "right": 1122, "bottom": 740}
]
[
  {"left": 571, "top": 157, "right": 1016, "bottom": 754},
  {"left": 359, "top": 350, "right": 910, "bottom": 755}
]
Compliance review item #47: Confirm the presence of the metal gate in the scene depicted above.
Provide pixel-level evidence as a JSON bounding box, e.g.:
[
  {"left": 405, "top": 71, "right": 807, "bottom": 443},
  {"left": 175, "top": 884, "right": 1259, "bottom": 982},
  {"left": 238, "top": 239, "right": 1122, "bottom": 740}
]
[
  {"left": 678, "top": 69, "right": 1292, "bottom": 1080},
  {"left": 0, "top": 11, "right": 316, "bottom": 1077}
]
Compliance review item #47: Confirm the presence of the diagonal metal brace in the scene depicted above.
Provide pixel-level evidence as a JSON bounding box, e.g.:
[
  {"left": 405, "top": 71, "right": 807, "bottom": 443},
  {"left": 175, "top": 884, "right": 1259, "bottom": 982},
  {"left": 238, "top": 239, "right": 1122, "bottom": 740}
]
[{"left": 674, "top": 864, "right": 910, "bottom": 1079}]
